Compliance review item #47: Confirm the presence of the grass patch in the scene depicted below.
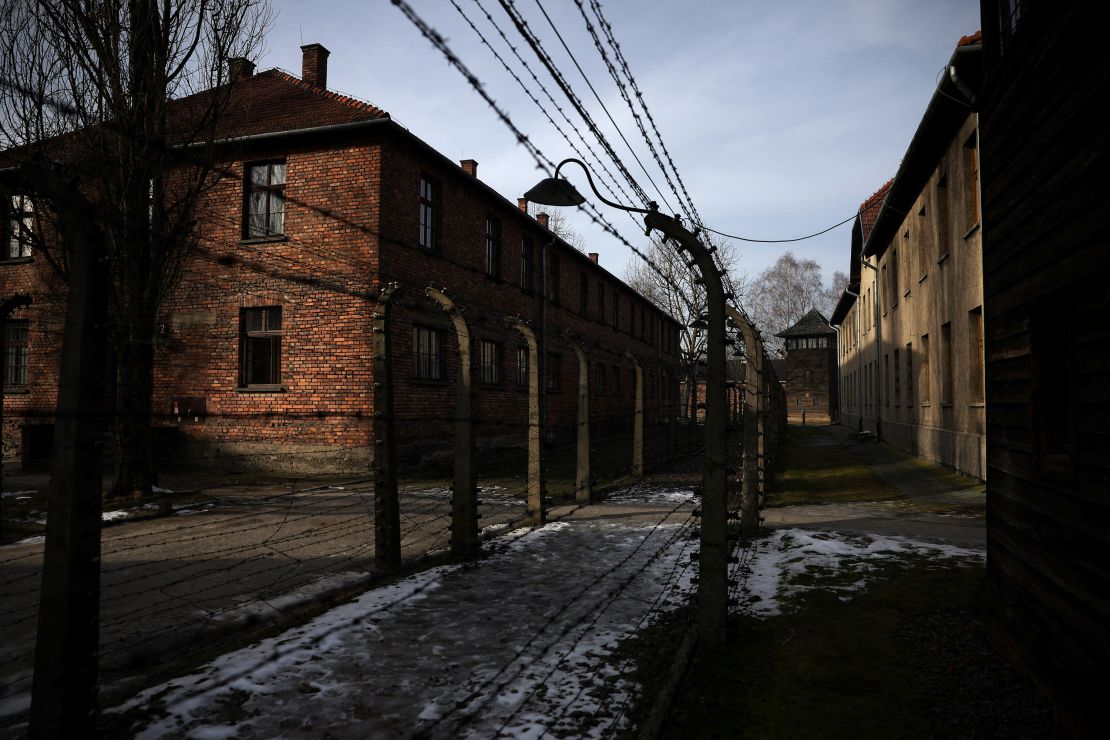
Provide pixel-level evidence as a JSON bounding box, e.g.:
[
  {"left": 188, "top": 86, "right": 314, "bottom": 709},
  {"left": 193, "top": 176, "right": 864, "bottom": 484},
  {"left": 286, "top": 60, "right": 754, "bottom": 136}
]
[
  {"left": 765, "top": 427, "right": 902, "bottom": 507},
  {"left": 660, "top": 559, "right": 1052, "bottom": 739}
]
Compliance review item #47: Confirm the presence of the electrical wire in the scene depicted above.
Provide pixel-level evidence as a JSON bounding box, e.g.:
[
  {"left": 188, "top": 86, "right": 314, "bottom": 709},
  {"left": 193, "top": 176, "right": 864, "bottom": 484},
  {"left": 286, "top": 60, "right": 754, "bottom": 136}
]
[{"left": 702, "top": 212, "right": 859, "bottom": 243}]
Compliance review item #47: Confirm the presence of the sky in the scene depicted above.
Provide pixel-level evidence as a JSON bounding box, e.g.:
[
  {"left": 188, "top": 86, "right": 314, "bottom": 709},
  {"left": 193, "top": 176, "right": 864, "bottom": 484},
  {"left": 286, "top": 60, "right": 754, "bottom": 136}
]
[{"left": 253, "top": 0, "right": 980, "bottom": 289}]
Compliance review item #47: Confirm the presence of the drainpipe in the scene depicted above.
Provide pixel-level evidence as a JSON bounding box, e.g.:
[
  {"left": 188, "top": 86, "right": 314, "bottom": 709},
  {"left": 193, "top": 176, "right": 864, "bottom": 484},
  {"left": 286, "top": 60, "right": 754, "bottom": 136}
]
[
  {"left": 861, "top": 256, "right": 881, "bottom": 439},
  {"left": 830, "top": 323, "right": 841, "bottom": 425}
]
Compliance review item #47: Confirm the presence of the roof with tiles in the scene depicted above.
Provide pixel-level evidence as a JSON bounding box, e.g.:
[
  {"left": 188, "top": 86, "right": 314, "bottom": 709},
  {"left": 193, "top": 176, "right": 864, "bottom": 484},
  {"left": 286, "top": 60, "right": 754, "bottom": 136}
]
[
  {"left": 858, "top": 178, "right": 892, "bottom": 245},
  {"left": 168, "top": 68, "right": 389, "bottom": 142},
  {"left": 776, "top": 308, "right": 836, "bottom": 338},
  {"left": 957, "top": 30, "right": 983, "bottom": 47}
]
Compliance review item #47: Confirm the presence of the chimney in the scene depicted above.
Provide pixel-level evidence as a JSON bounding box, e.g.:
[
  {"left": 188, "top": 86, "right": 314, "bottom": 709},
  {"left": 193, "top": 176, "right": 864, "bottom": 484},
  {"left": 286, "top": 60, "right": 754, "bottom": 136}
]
[
  {"left": 228, "top": 57, "right": 255, "bottom": 82},
  {"left": 517, "top": 197, "right": 528, "bottom": 213},
  {"left": 460, "top": 159, "right": 478, "bottom": 177},
  {"left": 537, "top": 213, "right": 550, "bottom": 229},
  {"left": 588, "top": 252, "right": 599, "bottom": 264},
  {"left": 301, "top": 43, "right": 330, "bottom": 89}
]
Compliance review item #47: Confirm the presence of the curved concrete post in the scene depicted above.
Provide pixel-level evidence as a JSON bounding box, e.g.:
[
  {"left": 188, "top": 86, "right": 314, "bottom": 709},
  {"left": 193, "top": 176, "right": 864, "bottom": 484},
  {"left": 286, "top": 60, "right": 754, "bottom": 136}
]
[
  {"left": 728, "top": 305, "right": 765, "bottom": 538},
  {"left": 371, "top": 285, "right": 402, "bottom": 568},
  {"left": 645, "top": 211, "right": 728, "bottom": 652},
  {"left": 426, "top": 287, "right": 478, "bottom": 557},
  {"left": 507, "top": 317, "right": 545, "bottom": 525},
  {"left": 564, "top": 331, "right": 591, "bottom": 504},
  {"left": 624, "top": 351, "right": 644, "bottom": 478}
]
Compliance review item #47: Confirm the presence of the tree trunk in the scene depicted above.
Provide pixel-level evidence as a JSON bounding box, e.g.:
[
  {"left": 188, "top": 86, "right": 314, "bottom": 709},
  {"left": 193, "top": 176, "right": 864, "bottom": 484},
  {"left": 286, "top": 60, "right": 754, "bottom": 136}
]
[{"left": 110, "top": 325, "right": 157, "bottom": 499}]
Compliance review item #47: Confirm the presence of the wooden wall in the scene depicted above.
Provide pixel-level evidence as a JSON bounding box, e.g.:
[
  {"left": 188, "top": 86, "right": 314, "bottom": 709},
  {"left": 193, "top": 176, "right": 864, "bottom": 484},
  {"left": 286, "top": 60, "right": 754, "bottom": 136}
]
[{"left": 979, "top": 1, "right": 1110, "bottom": 733}]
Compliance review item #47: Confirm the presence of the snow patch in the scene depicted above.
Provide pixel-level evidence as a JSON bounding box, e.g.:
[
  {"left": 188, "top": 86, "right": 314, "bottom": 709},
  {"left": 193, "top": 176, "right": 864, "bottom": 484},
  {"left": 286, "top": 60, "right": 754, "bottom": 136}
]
[{"left": 731, "top": 528, "right": 985, "bottom": 617}]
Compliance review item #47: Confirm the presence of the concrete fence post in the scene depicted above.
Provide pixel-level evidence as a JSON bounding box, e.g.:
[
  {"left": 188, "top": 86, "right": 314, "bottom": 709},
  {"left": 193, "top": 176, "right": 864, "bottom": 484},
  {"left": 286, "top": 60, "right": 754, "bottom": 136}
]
[
  {"left": 508, "top": 317, "right": 545, "bottom": 525},
  {"left": 644, "top": 211, "right": 728, "bottom": 655},
  {"left": 426, "top": 287, "right": 478, "bottom": 558},
  {"left": 727, "top": 306, "right": 765, "bottom": 539},
  {"left": 565, "top": 331, "right": 591, "bottom": 504},
  {"left": 371, "top": 284, "right": 401, "bottom": 568}
]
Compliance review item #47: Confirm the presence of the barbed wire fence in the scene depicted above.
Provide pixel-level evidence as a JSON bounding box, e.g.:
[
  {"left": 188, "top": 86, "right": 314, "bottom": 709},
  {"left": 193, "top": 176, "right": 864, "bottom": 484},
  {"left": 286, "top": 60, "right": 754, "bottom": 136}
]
[{"left": 0, "top": 0, "right": 802, "bottom": 734}]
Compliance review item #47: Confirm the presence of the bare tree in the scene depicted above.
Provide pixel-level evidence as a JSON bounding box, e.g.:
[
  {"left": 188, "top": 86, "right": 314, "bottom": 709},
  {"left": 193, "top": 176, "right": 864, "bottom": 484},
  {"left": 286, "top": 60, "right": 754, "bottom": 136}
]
[
  {"left": 743, "top": 251, "right": 848, "bottom": 357},
  {"left": 0, "top": 0, "right": 271, "bottom": 497},
  {"left": 625, "top": 233, "right": 740, "bottom": 420},
  {"left": 530, "top": 204, "right": 587, "bottom": 252}
]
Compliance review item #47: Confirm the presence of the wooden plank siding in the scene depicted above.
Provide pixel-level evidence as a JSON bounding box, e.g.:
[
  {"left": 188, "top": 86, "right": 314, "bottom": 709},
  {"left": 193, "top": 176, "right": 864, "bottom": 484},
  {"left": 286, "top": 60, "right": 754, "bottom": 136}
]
[{"left": 979, "top": 0, "right": 1110, "bottom": 733}]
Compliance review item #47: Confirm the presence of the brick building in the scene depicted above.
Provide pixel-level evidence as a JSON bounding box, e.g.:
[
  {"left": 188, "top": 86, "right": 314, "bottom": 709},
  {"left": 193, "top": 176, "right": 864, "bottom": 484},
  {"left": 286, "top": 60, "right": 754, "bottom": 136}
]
[
  {"left": 1, "top": 44, "right": 682, "bottom": 471},
  {"left": 777, "top": 309, "right": 837, "bottom": 424},
  {"left": 831, "top": 32, "right": 986, "bottom": 479}
]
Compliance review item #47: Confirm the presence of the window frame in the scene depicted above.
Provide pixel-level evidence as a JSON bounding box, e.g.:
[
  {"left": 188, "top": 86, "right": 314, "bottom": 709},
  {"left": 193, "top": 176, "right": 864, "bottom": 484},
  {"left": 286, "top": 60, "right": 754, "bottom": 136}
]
[
  {"left": 516, "top": 346, "right": 529, "bottom": 388},
  {"left": 419, "top": 175, "right": 440, "bottom": 251},
  {"left": 238, "top": 306, "right": 283, "bottom": 389},
  {"left": 243, "top": 161, "right": 287, "bottom": 240},
  {"left": 412, "top": 324, "right": 445, "bottom": 382},
  {"left": 484, "top": 214, "right": 501, "bottom": 278},
  {"left": 544, "top": 352, "right": 562, "bottom": 393},
  {"left": 479, "top": 338, "right": 502, "bottom": 385},
  {"left": 520, "top": 238, "right": 534, "bottom": 292},
  {"left": 4, "top": 194, "right": 35, "bottom": 260},
  {"left": 3, "top": 317, "right": 29, "bottom": 387}
]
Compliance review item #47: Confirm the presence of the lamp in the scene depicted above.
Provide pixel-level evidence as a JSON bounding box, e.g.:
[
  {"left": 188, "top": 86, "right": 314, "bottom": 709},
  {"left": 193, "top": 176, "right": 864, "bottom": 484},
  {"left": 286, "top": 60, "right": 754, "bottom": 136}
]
[
  {"left": 526, "top": 158, "right": 654, "bottom": 214},
  {"left": 526, "top": 154, "right": 732, "bottom": 654}
]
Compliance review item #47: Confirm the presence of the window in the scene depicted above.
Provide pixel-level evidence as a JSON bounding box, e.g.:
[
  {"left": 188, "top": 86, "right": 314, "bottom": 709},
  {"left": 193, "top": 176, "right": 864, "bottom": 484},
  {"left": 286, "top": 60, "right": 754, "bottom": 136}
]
[
  {"left": 890, "top": 249, "right": 900, "bottom": 306},
  {"left": 239, "top": 307, "right": 282, "bottom": 387},
  {"left": 547, "top": 253, "right": 561, "bottom": 304},
  {"left": 485, "top": 216, "right": 501, "bottom": 278},
  {"left": 412, "top": 325, "right": 443, "bottom": 381},
  {"left": 934, "top": 174, "right": 948, "bottom": 265},
  {"left": 613, "top": 295, "right": 620, "bottom": 328},
  {"left": 595, "top": 363, "right": 606, "bottom": 396},
  {"left": 920, "top": 334, "right": 931, "bottom": 404},
  {"left": 894, "top": 349, "right": 901, "bottom": 405},
  {"left": 580, "top": 272, "right": 589, "bottom": 314},
  {"left": 517, "top": 346, "right": 529, "bottom": 387},
  {"left": 884, "top": 353, "right": 890, "bottom": 406},
  {"left": 4, "top": 318, "right": 28, "bottom": 386},
  {"left": 611, "top": 365, "right": 620, "bottom": 396},
  {"left": 964, "top": 133, "right": 979, "bottom": 230},
  {"left": 244, "top": 161, "right": 286, "bottom": 238},
  {"left": 969, "top": 306, "right": 985, "bottom": 403},
  {"left": 419, "top": 175, "right": 439, "bottom": 250},
  {"left": 940, "top": 322, "right": 953, "bottom": 404},
  {"left": 905, "top": 342, "right": 914, "bottom": 407},
  {"left": 597, "top": 283, "right": 605, "bottom": 323},
  {"left": 544, "top": 352, "right": 561, "bottom": 392},
  {"left": 5, "top": 194, "right": 34, "bottom": 259},
  {"left": 479, "top": 339, "right": 501, "bottom": 384},
  {"left": 520, "top": 239, "right": 534, "bottom": 291}
]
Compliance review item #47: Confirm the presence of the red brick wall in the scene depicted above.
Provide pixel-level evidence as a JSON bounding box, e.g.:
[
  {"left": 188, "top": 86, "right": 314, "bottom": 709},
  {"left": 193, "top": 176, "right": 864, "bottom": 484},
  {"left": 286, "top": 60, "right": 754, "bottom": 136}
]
[
  {"left": 153, "top": 141, "right": 381, "bottom": 459},
  {"left": 2, "top": 125, "right": 683, "bottom": 469},
  {"left": 784, "top": 345, "right": 838, "bottom": 423}
]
